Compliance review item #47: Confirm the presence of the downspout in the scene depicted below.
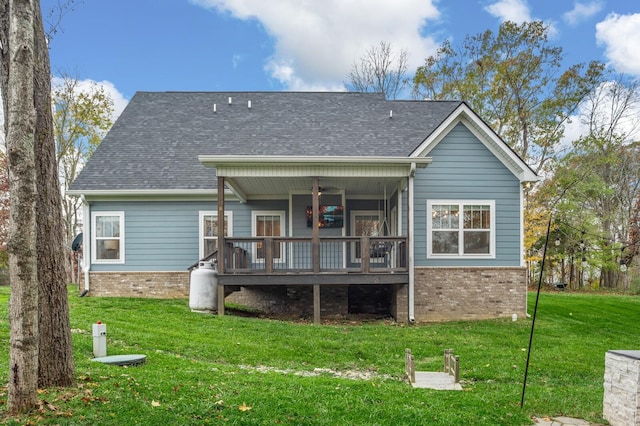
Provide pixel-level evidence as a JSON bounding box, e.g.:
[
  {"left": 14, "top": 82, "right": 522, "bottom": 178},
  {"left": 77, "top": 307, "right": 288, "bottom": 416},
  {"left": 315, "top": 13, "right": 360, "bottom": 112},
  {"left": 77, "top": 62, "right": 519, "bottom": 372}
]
[
  {"left": 408, "top": 163, "right": 416, "bottom": 322},
  {"left": 81, "top": 195, "right": 90, "bottom": 294},
  {"left": 521, "top": 183, "right": 530, "bottom": 317}
]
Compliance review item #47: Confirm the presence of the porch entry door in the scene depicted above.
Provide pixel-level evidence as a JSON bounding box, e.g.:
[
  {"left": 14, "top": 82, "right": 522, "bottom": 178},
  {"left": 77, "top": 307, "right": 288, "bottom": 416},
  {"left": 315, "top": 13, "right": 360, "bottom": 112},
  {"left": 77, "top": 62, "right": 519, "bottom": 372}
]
[
  {"left": 350, "top": 210, "right": 382, "bottom": 263},
  {"left": 252, "top": 211, "right": 285, "bottom": 265}
]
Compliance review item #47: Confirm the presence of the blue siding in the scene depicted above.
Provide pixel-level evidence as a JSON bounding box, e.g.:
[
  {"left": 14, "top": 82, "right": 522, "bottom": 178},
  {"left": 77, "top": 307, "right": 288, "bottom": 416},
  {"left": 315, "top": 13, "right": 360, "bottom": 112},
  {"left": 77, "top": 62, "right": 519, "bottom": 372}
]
[
  {"left": 89, "top": 122, "right": 522, "bottom": 272},
  {"left": 89, "top": 199, "right": 287, "bottom": 272},
  {"left": 414, "top": 122, "right": 521, "bottom": 267}
]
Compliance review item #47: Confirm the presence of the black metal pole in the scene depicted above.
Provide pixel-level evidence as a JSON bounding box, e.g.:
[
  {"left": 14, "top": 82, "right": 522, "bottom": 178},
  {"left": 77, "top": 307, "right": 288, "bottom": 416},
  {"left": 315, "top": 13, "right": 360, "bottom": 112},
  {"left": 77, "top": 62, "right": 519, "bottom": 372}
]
[{"left": 521, "top": 213, "right": 553, "bottom": 408}]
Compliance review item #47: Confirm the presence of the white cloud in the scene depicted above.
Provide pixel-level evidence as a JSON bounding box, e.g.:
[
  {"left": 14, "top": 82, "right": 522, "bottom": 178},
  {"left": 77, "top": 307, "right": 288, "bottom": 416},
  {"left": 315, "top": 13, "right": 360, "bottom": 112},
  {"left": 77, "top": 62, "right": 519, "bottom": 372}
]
[
  {"left": 563, "top": 1, "right": 603, "bottom": 26},
  {"left": 484, "top": 0, "right": 531, "bottom": 23},
  {"left": 596, "top": 13, "right": 640, "bottom": 76},
  {"left": 232, "top": 54, "right": 243, "bottom": 69},
  {"left": 190, "top": 0, "right": 440, "bottom": 90}
]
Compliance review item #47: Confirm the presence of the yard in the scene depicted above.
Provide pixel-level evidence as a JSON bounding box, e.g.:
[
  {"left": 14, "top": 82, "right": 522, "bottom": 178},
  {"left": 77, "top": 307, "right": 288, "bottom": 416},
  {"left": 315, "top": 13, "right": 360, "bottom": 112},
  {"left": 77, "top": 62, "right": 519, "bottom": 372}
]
[{"left": 1, "top": 287, "right": 638, "bottom": 425}]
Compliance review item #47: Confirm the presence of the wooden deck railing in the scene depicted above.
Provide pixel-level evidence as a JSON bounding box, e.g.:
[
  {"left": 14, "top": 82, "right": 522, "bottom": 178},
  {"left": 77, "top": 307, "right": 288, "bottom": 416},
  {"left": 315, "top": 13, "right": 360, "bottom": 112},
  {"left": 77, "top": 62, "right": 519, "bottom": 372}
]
[
  {"left": 444, "top": 349, "right": 460, "bottom": 383},
  {"left": 405, "top": 348, "right": 416, "bottom": 383},
  {"left": 219, "top": 236, "right": 407, "bottom": 275}
]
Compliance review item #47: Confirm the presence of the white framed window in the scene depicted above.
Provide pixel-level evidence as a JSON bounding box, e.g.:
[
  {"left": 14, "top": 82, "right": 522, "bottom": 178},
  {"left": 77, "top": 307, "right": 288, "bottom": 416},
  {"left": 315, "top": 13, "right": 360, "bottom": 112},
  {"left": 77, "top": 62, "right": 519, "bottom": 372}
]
[
  {"left": 427, "top": 200, "right": 495, "bottom": 258},
  {"left": 199, "top": 211, "right": 233, "bottom": 258},
  {"left": 350, "top": 210, "right": 383, "bottom": 262},
  {"left": 92, "top": 211, "right": 124, "bottom": 264},
  {"left": 252, "top": 211, "right": 285, "bottom": 263}
]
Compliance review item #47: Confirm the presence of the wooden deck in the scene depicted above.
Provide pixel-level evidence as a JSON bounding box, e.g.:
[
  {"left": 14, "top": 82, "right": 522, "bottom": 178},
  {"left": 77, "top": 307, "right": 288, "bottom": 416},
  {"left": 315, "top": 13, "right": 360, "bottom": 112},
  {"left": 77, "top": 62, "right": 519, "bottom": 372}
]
[{"left": 215, "top": 236, "right": 409, "bottom": 323}]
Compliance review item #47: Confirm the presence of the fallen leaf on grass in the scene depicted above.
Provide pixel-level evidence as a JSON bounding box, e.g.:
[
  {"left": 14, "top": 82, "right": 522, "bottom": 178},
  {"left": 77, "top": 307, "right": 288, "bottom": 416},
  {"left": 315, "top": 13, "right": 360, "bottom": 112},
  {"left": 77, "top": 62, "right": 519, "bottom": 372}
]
[
  {"left": 37, "top": 400, "right": 57, "bottom": 412},
  {"left": 238, "top": 402, "right": 252, "bottom": 411},
  {"left": 151, "top": 400, "right": 161, "bottom": 407}
]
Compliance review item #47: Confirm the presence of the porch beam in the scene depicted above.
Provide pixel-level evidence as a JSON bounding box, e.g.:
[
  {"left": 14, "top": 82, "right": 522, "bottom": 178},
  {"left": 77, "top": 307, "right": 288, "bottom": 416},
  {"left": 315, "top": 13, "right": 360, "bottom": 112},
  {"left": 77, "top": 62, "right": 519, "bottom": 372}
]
[
  {"left": 224, "top": 177, "right": 248, "bottom": 203},
  {"left": 218, "top": 273, "right": 409, "bottom": 286}
]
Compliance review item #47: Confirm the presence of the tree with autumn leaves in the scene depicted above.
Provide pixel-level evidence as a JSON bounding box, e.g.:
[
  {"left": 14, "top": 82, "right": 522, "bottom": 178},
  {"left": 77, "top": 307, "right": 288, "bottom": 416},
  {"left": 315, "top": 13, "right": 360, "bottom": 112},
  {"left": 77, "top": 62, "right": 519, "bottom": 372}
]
[
  {"left": 351, "top": 21, "right": 638, "bottom": 288},
  {"left": 412, "top": 20, "right": 605, "bottom": 175}
]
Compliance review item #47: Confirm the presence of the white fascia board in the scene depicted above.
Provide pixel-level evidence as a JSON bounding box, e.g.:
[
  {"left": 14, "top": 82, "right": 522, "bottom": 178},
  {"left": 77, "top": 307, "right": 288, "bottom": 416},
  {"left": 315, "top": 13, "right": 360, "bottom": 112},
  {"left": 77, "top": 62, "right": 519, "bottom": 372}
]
[
  {"left": 410, "top": 104, "right": 539, "bottom": 183},
  {"left": 199, "top": 155, "right": 432, "bottom": 169},
  {"left": 66, "top": 188, "right": 236, "bottom": 201},
  {"left": 199, "top": 156, "right": 432, "bottom": 180}
]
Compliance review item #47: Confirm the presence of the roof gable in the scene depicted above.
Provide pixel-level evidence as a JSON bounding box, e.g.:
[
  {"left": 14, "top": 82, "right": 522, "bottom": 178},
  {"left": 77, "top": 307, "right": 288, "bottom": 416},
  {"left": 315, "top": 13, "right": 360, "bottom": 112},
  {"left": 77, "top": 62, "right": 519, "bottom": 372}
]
[{"left": 410, "top": 103, "right": 539, "bottom": 183}]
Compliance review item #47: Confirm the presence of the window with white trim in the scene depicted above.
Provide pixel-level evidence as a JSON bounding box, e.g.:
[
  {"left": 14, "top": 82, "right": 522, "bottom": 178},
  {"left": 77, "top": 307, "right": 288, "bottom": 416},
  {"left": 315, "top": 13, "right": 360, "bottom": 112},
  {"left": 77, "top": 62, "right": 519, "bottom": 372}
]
[
  {"left": 199, "top": 211, "right": 233, "bottom": 258},
  {"left": 427, "top": 200, "right": 495, "bottom": 258},
  {"left": 92, "top": 211, "right": 124, "bottom": 264},
  {"left": 252, "top": 211, "right": 285, "bottom": 262}
]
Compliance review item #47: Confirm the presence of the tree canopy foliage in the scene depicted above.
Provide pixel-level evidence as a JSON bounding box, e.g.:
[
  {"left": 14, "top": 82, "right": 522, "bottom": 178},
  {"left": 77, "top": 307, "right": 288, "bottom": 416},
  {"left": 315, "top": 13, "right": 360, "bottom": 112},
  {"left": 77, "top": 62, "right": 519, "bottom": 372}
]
[
  {"left": 542, "top": 77, "right": 640, "bottom": 288},
  {"left": 413, "top": 21, "right": 605, "bottom": 174},
  {"left": 54, "top": 74, "right": 114, "bottom": 243}
]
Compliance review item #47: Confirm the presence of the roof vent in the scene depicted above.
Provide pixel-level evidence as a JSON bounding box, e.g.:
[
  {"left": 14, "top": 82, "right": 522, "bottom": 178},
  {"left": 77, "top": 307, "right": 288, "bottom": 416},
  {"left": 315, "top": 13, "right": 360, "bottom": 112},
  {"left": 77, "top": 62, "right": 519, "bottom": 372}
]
[
  {"left": 248, "top": 100, "right": 252, "bottom": 109},
  {"left": 228, "top": 97, "right": 232, "bottom": 105},
  {"left": 213, "top": 103, "right": 217, "bottom": 113},
  {"left": 389, "top": 110, "right": 393, "bottom": 119}
]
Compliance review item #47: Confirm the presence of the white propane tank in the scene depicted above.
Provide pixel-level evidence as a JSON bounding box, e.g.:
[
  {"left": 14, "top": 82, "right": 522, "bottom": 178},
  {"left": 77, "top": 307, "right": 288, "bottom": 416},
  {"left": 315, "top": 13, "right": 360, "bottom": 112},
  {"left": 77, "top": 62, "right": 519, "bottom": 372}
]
[{"left": 189, "top": 261, "right": 218, "bottom": 312}]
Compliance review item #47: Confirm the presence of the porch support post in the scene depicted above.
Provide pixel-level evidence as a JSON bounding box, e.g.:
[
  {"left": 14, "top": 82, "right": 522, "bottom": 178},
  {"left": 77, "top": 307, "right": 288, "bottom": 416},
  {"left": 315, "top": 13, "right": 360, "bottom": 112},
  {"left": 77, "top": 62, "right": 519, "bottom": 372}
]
[
  {"left": 312, "top": 177, "right": 321, "bottom": 324},
  {"left": 217, "top": 176, "right": 225, "bottom": 316},
  {"left": 312, "top": 177, "right": 320, "bottom": 273},
  {"left": 313, "top": 284, "right": 320, "bottom": 325}
]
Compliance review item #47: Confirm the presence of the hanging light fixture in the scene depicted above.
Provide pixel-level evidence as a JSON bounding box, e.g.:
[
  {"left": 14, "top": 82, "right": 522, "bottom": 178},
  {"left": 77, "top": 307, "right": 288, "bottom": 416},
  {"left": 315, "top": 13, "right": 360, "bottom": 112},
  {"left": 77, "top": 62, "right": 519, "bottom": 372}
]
[{"left": 555, "top": 237, "right": 561, "bottom": 247}]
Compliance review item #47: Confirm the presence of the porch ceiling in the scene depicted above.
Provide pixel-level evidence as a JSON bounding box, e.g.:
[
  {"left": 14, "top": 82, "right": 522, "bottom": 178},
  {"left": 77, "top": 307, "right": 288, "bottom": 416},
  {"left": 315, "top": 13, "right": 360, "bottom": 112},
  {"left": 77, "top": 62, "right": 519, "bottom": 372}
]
[
  {"left": 199, "top": 155, "right": 431, "bottom": 200},
  {"left": 225, "top": 176, "right": 405, "bottom": 199}
]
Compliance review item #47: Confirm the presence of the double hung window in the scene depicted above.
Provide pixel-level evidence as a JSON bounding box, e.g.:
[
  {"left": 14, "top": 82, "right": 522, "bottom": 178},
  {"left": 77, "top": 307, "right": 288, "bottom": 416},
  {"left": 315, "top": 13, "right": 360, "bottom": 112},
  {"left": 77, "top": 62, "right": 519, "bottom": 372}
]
[
  {"left": 199, "top": 211, "right": 232, "bottom": 258},
  {"left": 427, "top": 201, "right": 495, "bottom": 258},
  {"left": 92, "top": 212, "right": 124, "bottom": 263}
]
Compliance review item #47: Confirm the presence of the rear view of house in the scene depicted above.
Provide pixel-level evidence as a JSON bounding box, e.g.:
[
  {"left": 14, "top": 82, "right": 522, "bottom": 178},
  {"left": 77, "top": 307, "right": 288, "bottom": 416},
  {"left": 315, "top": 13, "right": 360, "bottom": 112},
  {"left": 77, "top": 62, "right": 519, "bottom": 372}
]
[{"left": 69, "top": 91, "right": 538, "bottom": 323}]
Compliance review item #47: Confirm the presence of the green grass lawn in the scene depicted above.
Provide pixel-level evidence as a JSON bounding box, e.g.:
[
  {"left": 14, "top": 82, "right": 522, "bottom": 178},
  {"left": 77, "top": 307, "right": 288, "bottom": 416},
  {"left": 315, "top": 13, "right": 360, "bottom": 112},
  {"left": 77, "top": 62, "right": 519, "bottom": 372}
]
[{"left": 1, "top": 287, "right": 638, "bottom": 425}]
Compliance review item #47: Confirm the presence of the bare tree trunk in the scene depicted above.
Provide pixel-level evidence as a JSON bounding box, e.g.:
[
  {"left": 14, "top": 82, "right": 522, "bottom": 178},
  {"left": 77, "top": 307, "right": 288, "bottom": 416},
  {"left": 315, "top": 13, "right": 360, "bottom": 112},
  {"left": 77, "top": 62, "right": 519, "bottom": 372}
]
[
  {"left": 5, "top": 0, "right": 40, "bottom": 414},
  {"left": 0, "top": 0, "right": 9, "bottom": 124},
  {"left": 32, "top": 0, "right": 74, "bottom": 387}
]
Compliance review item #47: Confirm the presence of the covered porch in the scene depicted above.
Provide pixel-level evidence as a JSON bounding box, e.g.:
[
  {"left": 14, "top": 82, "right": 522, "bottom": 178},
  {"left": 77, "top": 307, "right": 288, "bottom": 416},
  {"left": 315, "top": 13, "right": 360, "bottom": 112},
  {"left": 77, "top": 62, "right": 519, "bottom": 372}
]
[{"left": 198, "top": 155, "right": 431, "bottom": 323}]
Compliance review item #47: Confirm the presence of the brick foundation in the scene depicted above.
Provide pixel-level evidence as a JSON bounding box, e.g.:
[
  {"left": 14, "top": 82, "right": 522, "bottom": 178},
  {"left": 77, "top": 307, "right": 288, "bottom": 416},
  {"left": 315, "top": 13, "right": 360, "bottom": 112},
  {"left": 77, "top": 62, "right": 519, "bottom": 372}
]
[
  {"left": 88, "top": 271, "right": 189, "bottom": 298},
  {"left": 86, "top": 267, "right": 527, "bottom": 323},
  {"left": 413, "top": 267, "right": 527, "bottom": 322}
]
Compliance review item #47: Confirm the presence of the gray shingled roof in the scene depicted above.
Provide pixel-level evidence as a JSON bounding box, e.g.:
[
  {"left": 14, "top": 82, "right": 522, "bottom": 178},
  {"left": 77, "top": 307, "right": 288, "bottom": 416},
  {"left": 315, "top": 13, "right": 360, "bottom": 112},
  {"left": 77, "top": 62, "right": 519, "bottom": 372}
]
[{"left": 70, "top": 91, "right": 462, "bottom": 191}]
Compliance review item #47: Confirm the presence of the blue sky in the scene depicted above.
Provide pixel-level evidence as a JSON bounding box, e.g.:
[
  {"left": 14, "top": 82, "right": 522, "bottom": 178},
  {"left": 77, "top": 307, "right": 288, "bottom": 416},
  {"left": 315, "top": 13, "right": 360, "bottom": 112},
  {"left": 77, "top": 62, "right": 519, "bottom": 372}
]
[{"left": 43, "top": 0, "right": 640, "bottom": 119}]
